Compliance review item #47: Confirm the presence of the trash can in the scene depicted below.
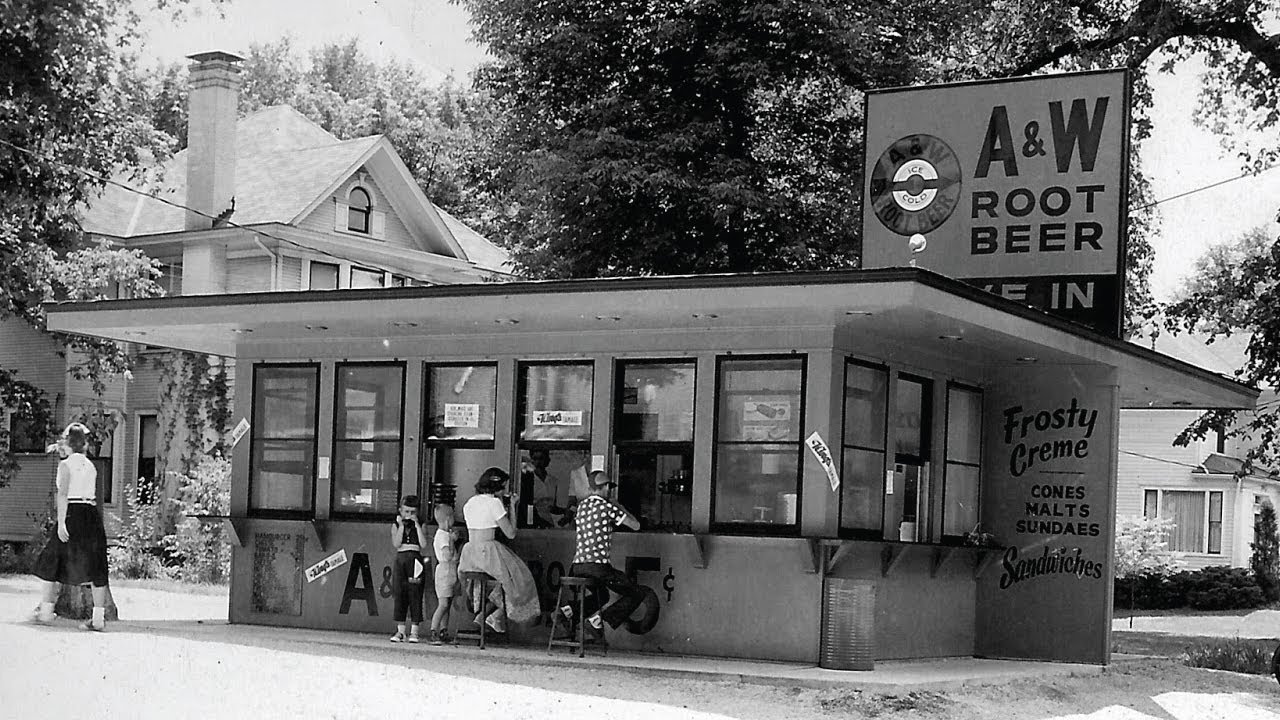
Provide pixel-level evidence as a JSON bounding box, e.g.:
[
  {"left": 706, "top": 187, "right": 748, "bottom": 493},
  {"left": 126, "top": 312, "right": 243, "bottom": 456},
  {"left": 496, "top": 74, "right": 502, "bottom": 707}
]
[{"left": 819, "top": 578, "right": 875, "bottom": 670}]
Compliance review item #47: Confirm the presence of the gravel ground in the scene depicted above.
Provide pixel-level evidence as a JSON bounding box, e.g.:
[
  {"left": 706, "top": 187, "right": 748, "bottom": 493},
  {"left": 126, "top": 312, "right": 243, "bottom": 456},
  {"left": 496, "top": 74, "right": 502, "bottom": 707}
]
[{"left": 3, "top": 576, "right": 1279, "bottom": 720}]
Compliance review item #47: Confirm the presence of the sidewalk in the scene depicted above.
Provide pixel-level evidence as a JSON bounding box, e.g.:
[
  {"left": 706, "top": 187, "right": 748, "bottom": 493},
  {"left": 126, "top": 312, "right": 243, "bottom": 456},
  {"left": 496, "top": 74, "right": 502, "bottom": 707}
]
[{"left": 128, "top": 614, "right": 1108, "bottom": 692}]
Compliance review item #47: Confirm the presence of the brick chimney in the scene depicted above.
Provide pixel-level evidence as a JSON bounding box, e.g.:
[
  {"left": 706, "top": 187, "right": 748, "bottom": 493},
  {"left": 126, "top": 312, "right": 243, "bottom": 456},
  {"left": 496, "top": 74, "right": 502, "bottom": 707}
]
[{"left": 182, "top": 51, "right": 242, "bottom": 294}]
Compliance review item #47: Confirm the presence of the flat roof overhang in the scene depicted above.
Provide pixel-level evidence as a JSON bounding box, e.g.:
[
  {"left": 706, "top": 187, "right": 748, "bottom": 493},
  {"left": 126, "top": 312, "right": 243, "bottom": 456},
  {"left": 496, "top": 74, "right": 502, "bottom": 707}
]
[{"left": 44, "top": 268, "right": 1257, "bottom": 410}]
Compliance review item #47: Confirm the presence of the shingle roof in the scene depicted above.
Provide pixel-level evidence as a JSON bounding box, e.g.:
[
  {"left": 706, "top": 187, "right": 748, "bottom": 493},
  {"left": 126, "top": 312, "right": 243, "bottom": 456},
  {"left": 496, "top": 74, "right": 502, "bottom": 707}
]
[
  {"left": 436, "top": 207, "right": 512, "bottom": 274},
  {"left": 83, "top": 106, "right": 381, "bottom": 236},
  {"left": 1131, "top": 331, "right": 1250, "bottom": 377}
]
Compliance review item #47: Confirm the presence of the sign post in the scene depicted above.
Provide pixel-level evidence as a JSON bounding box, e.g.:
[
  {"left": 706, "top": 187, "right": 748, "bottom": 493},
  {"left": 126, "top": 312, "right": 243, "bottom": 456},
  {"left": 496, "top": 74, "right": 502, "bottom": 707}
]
[{"left": 861, "top": 69, "right": 1131, "bottom": 337}]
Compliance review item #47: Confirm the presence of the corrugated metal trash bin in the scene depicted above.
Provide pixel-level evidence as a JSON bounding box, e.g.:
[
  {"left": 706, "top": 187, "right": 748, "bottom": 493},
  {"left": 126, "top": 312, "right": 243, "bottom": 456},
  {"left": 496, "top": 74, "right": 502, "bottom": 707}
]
[{"left": 819, "top": 578, "right": 875, "bottom": 670}]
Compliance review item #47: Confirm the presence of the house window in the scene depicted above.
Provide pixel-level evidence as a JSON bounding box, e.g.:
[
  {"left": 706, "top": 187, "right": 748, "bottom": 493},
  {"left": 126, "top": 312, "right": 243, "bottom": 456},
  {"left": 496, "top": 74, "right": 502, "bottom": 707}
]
[
  {"left": 840, "top": 360, "right": 888, "bottom": 538},
  {"left": 249, "top": 364, "right": 319, "bottom": 516},
  {"left": 350, "top": 266, "right": 385, "bottom": 288},
  {"left": 1143, "top": 489, "right": 1224, "bottom": 554},
  {"left": 888, "top": 374, "right": 932, "bottom": 542},
  {"left": 516, "top": 361, "right": 593, "bottom": 529},
  {"left": 943, "top": 383, "right": 982, "bottom": 540},
  {"left": 136, "top": 414, "right": 159, "bottom": 504},
  {"left": 88, "top": 430, "right": 114, "bottom": 505},
  {"left": 158, "top": 263, "right": 183, "bottom": 296},
  {"left": 332, "top": 363, "right": 405, "bottom": 518},
  {"left": 712, "top": 356, "right": 805, "bottom": 532},
  {"left": 347, "top": 187, "right": 372, "bottom": 233},
  {"left": 1216, "top": 426, "right": 1226, "bottom": 454},
  {"left": 7, "top": 413, "right": 46, "bottom": 454},
  {"left": 309, "top": 261, "right": 340, "bottom": 290},
  {"left": 422, "top": 363, "right": 499, "bottom": 516},
  {"left": 614, "top": 360, "right": 696, "bottom": 533}
]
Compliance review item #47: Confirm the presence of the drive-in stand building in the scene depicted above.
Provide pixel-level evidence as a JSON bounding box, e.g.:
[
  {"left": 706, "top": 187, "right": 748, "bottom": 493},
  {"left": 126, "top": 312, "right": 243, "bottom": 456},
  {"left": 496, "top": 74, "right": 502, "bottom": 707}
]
[{"left": 46, "top": 268, "right": 1255, "bottom": 666}]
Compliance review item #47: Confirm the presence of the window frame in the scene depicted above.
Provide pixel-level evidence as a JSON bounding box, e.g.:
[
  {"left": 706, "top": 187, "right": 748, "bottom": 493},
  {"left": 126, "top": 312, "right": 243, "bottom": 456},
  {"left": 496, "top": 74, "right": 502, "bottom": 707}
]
[
  {"left": 516, "top": 359, "right": 595, "bottom": 448},
  {"left": 248, "top": 362, "right": 321, "bottom": 519},
  {"left": 6, "top": 412, "right": 47, "bottom": 455},
  {"left": 330, "top": 360, "right": 407, "bottom": 521},
  {"left": 940, "top": 381, "right": 983, "bottom": 544},
  {"left": 1142, "top": 488, "right": 1225, "bottom": 555},
  {"left": 135, "top": 413, "right": 160, "bottom": 505},
  {"left": 838, "top": 358, "right": 890, "bottom": 541},
  {"left": 612, "top": 358, "right": 697, "bottom": 533},
  {"left": 709, "top": 353, "right": 807, "bottom": 536},
  {"left": 347, "top": 187, "right": 372, "bottom": 234}
]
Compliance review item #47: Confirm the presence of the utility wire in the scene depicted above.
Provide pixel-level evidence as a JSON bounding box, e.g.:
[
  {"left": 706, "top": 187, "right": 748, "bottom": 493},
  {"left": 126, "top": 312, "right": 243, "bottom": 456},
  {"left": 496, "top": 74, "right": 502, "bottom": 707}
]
[
  {"left": 0, "top": 137, "right": 475, "bottom": 283},
  {"left": 1134, "top": 162, "right": 1280, "bottom": 212}
]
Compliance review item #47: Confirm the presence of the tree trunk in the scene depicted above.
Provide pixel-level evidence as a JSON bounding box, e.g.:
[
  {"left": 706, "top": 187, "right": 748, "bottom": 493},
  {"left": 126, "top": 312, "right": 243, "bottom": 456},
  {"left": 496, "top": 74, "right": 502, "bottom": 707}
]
[{"left": 54, "top": 582, "right": 119, "bottom": 621}]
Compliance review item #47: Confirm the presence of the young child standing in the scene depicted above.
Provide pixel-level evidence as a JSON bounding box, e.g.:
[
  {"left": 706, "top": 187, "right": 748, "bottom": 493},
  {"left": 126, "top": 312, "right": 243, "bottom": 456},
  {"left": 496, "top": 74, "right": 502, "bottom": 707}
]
[
  {"left": 429, "top": 503, "right": 459, "bottom": 645},
  {"left": 389, "top": 495, "right": 428, "bottom": 643}
]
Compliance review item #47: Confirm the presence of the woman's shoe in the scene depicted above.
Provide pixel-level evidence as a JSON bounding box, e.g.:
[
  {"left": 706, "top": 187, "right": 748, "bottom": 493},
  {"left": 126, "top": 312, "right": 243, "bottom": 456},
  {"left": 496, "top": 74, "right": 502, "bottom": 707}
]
[
  {"left": 389, "top": 630, "right": 406, "bottom": 643},
  {"left": 78, "top": 620, "right": 104, "bottom": 632}
]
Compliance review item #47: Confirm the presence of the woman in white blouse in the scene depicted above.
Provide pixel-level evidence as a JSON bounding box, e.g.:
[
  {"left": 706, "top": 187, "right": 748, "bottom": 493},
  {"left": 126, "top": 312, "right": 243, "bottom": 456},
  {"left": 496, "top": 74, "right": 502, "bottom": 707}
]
[
  {"left": 31, "top": 423, "right": 110, "bottom": 631},
  {"left": 457, "top": 467, "right": 539, "bottom": 633}
]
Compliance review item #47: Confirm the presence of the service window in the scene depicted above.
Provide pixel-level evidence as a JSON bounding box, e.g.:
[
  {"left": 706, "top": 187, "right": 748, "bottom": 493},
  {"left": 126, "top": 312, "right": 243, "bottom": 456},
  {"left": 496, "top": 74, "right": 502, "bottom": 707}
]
[
  {"left": 421, "top": 363, "right": 501, "bottom": 516},
  {"left": 942, "top": 383, "right": 982, "bottom": 541},
  {"left": 712, "top": 356, "right": 805, "bottom": 532},
  {"left": 840, "top": 361, "right": 888, "bottom": 539},
  {"left": 331, "top": 362, "right": 405, "bottom": 518},
  {"left": 888, "top": 374, "right": 932, "bottom": 542},
  {"left": 516, "top": 362, "right": 593, "bottom": 528},
  {"left": 614, "top": 360, "right": 696, "bottom": 533},
  {"left": 249, "top": 364, "right": 319, "bottom": 516}
]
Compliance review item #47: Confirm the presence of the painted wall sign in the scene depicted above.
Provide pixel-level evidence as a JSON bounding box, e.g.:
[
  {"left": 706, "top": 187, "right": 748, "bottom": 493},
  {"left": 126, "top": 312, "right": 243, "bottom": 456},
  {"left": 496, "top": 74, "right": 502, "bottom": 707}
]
[
  {"left": 305, "top": 549, "right": 348, "bottom": 583},
  {"left": 443, "top": 403, "right": 480, "bottom": 428},
  {"left": 230, "top": 417, "right": 250, "bottom": 448},
  {"left": 976, "top": 367, "right": 1116, "bottom": 664},
  {"left": 533, "top": 410, "right": 583, "bottom": 426},
  {"left": 862, "top": 69, "right": 1130, "bottom": 337},
  {"left": 806, "top": 431, "right": 841, "bottom": 491}
]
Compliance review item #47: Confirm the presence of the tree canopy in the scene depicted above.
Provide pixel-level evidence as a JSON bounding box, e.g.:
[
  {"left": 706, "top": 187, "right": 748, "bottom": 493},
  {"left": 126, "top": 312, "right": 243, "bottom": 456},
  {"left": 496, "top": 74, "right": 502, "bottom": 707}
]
[{"left": 0, "top": 0, "right": 170, "bottom": 484}]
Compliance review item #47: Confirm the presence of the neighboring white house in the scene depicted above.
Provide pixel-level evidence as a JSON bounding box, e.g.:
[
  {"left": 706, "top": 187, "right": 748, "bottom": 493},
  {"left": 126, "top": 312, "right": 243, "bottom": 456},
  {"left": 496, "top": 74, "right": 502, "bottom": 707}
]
[
  {"left": 0, "top": 51, "right": 510, "bottom": 542},
  {"left": 1117, "top": 332, "right": 1277, "bottom": 570}
]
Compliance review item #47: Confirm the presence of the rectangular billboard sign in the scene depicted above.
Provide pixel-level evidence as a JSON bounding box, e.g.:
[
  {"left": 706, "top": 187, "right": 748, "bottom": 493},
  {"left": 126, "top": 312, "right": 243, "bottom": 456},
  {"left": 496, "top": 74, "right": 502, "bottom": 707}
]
[{"left": 861, "top": 69, "right": 1130, "bottom": 337}]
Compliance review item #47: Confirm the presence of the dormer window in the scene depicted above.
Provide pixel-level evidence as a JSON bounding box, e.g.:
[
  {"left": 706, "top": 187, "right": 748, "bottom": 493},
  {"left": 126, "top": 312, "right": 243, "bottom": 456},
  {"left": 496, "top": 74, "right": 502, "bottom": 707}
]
[{"left": 347, "top": 187, "right": 372, "bottom": 233}]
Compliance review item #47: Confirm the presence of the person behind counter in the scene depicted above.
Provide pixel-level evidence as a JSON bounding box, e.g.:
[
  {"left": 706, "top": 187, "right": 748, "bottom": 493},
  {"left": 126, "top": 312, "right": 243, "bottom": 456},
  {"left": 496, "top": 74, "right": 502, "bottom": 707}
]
[
  {"left": 522, "top": 448, "right": 573, "bottom": 527},
  {"left": 388, "top": 495, "right": 428, "bottom": 643},
  {"left": 458, "top": 468, "right": 540, "bottom": 633},
  {"left": 561, "top": 469, "right": 645, "bottom": 634}
]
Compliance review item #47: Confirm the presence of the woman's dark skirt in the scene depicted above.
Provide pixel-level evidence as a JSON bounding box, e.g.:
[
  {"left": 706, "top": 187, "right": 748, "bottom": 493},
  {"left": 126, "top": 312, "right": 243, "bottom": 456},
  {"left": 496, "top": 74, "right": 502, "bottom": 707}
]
[{"left": 32, "top": 503, "right": 109, "bottom": 587}]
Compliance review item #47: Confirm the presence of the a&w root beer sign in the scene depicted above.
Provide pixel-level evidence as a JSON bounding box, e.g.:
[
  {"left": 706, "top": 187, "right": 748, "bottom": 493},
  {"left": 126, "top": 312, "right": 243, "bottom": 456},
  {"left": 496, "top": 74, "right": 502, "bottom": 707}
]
[{"left": 862, "top": 69, "right": 1130, "bottom": 337}]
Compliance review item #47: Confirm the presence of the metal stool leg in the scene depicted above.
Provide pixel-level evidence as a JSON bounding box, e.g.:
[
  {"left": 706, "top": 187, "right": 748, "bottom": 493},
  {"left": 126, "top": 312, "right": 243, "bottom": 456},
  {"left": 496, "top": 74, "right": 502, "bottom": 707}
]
[
  {"left": 547, "top": 584, "right": 568, "bottom": 654},
  {"left": 576, "top": 580, "right": 587, "bottom": 658}
]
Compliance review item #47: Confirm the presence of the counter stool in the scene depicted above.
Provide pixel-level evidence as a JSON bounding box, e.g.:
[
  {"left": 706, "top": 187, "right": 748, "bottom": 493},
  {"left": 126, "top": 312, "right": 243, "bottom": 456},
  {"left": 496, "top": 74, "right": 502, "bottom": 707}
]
[
  {"left": 547, "top": 576, "right": 609, "bottom": 658},
  {"left": 456, "top": 571, "right": 499, "bottom": 649}
]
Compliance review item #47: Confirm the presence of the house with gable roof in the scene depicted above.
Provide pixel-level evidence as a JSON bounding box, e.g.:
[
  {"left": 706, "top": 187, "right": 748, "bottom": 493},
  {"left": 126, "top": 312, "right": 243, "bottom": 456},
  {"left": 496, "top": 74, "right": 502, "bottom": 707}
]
[
  {"left": 0, "top": 51, "right": 510, "bottom": 542},
  {"left": 1118, "top": 332, "right": 1278, "bottom": 570}
]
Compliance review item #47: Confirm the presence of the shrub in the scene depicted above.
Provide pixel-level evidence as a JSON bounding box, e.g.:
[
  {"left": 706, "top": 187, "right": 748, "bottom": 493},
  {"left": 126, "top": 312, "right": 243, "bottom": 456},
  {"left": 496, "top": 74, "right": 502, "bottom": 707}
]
[
  {"left": 1115, "top": 570, "right": 1191, "bottom": 610},
  {"left": 109, "top": 476, "right": 171, "bottom": 580},
  {"left": 1184, "top": 638, "right": 1274, "bottom": 675},
  {"left": 163, "top": 455, "right": 231, "bottom": 584},
  {"left": 0, "top": 541, "right": 25, "bottom": 574},
  {"left": 1251, "top": 502, "right": 1280, "bottom": 602},
  {"left": 1184, "top": 566, "right": 1266, "bottom": 610}
]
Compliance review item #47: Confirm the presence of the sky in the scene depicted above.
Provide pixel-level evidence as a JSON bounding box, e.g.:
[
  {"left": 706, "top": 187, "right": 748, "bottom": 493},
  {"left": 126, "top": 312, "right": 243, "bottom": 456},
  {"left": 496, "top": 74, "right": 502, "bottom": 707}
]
[{"left": 134, "top": 0, "right": 1280, "bottom": 301}]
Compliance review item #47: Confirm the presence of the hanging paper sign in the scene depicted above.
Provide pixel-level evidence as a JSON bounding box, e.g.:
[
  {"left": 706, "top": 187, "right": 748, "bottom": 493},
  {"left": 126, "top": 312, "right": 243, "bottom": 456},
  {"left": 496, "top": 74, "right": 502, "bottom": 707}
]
[
  {"left": 443, "top": 403, "right": 480, "bottom": 428},
  {"left": 884, "top": 469, "right": 895, "bottom": 495},
  {"left": 305, "top": 549, "right": 348, "bottom": 583},
  {"left": 533, "top": 410, "right": 583, "bottom": 426},
  {"left": 741, "top": 399, "right": 792, "bottom": 441},
  {"left": 230, "top": 418, "right": 251, "bottom": 448},
  {"left": 805, "top": 431, "right": 841, "bottom": 491}
]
